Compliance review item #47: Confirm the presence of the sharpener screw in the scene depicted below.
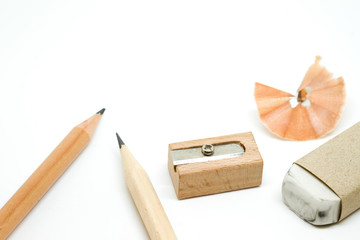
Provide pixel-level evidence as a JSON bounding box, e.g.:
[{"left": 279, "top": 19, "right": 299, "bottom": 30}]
[{"left": 202, "top": 144, "right": 214, "bottom": 156}]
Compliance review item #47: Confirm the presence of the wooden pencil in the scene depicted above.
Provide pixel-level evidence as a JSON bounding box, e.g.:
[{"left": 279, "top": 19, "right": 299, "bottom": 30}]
[
  {"left": 0, "top": 108, "right": 105, "bottom": 239},
  {"left": 116, "top": 133, "right": 177, "bottom": 240}
]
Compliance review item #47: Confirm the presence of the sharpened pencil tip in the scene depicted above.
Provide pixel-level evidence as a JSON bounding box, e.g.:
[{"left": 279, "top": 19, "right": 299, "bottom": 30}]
[
  {"left": 97, "top": 108, "right": 106, "bottom": 115},
  {"left": 116, "top": 133, "right": 125, "bottom": 149}
]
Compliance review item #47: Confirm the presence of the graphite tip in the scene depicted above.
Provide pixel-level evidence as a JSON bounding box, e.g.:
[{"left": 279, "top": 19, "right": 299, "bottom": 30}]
[
  {"left": 116, "top": 133, "right": 125, "bottom": 149},
  {"left": 97, "top": 108, "right": 106, "bottom": 115}
]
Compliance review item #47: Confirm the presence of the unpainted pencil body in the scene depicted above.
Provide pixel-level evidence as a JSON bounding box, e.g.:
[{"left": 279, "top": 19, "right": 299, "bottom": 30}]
[
  {"left": 0, "top": 111, "right": 103, "bottom": 239},
  {"left": 120, "top": 145, "right": 177, "bottom": 240}
]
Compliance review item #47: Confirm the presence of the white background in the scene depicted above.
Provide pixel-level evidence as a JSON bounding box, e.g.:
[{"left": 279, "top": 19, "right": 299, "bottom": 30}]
[{"left": 1, "top": 0, "right": 360, "bottom": 239}]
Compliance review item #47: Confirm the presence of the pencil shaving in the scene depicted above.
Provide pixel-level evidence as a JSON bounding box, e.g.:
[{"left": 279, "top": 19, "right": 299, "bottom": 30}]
[{"left": 254, "top": 56, "right": 346, "bottom": 141}]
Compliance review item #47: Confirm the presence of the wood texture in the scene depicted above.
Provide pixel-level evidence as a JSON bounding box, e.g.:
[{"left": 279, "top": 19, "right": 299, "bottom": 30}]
[
  {"left": 120, "top": 146, "right": 177, "bottom": 240},
  {"left": 0, "top": 112, "right": 102, "bottom": 239},
  {"left": 254, "top": 56, "right": 346, "bottom": 141},
  {"left": 168, "top": 132, "right": 263, "bottom": 199}
]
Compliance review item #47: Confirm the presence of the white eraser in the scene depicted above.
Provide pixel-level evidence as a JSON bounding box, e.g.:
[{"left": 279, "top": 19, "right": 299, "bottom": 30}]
[{"left": 282, "top": 164, "right": 340, "bottom": 225}]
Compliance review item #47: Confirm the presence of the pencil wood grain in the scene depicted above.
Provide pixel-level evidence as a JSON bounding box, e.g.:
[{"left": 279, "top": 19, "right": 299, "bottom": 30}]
[
  {"left": 119, "top": 144, "right": 177, "bottom": 240},
  {"left": 0, "top": 110, "right": 103, "bottom": 239}
]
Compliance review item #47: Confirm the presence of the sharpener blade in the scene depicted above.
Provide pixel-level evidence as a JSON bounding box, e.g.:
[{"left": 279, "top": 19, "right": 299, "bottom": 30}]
[{"left": 171, "top": 143, "right": 245, "bottom": 166}]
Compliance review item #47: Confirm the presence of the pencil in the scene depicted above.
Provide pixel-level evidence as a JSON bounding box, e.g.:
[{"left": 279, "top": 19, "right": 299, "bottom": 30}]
[
  {"left": 116, "top": 133, "right": 177, "bottom": 240},
  {"left": 0, "top": 108, "right": 105, "bottom": 239}
]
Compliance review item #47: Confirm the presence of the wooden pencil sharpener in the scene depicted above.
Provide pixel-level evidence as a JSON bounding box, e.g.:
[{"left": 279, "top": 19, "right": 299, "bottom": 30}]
[{"left": 168, "top": 132, "right": 263, "bottom": 199}]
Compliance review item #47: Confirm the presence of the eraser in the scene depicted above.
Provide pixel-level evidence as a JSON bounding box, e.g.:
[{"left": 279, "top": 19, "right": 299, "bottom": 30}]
[
  {"left": 282, "top": 122, "right": 360, "bottom": 225},
  {"left": 282, "top": 164, "right": 340, "bottom": 225}
]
